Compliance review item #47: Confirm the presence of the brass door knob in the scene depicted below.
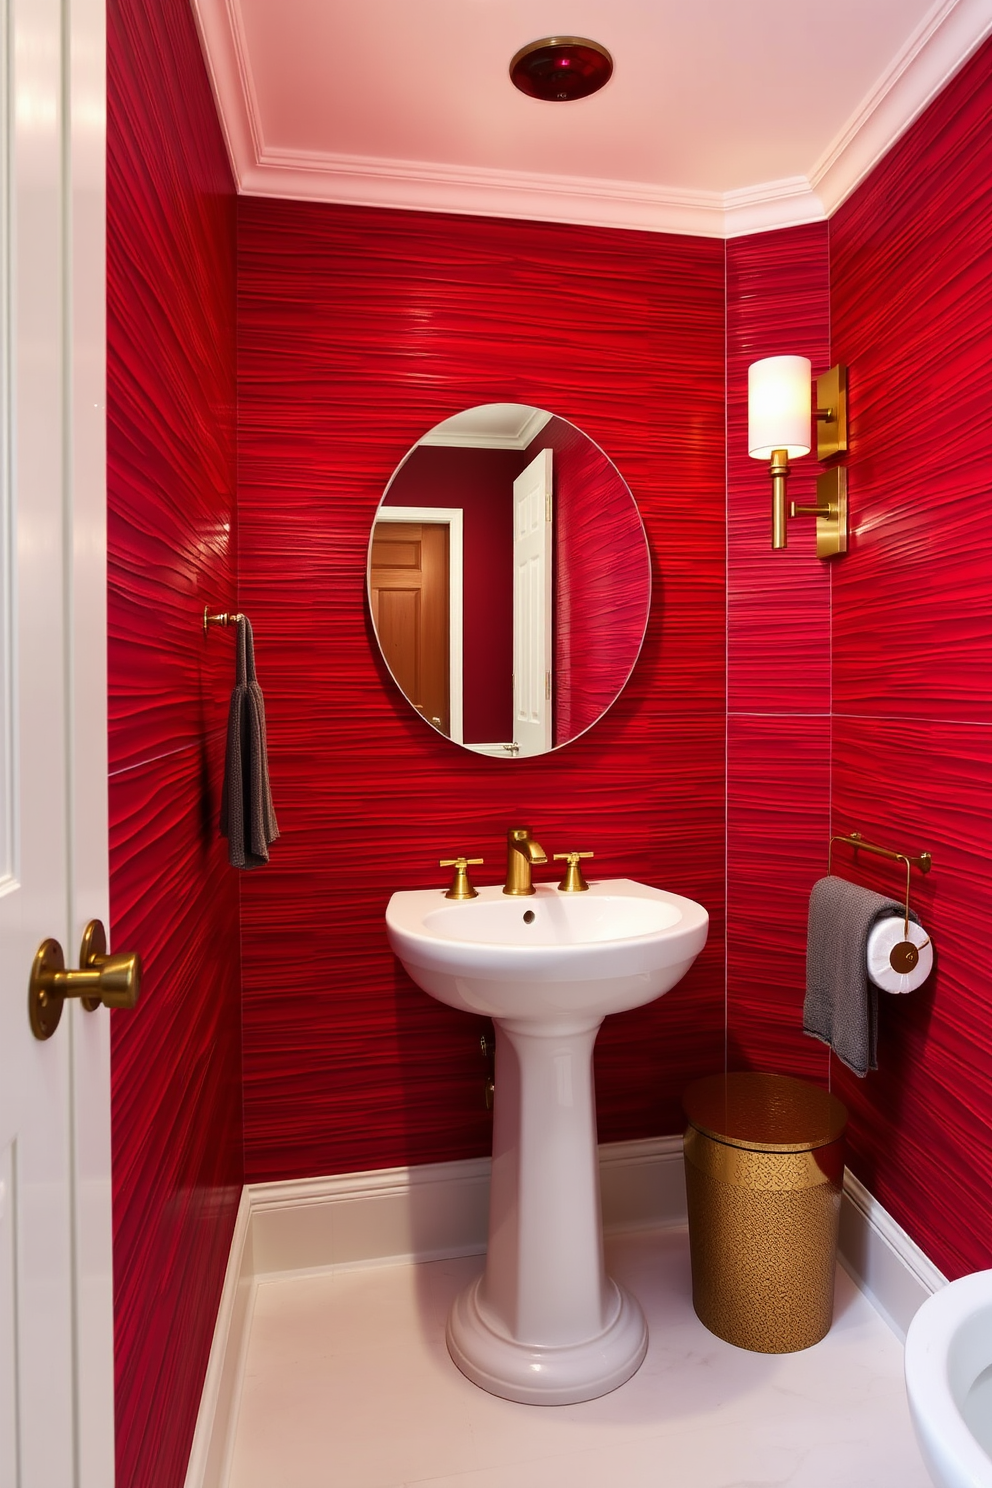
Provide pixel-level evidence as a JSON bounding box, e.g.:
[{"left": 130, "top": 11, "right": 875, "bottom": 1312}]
[{"left": 29, "top": 919, "right": 142, "bottom": 1040}]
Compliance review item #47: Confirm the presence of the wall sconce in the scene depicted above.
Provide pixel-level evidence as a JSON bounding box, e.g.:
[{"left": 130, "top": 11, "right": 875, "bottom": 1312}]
[{"left": 748, "top": 355, "right": 848, "bottom": 558}]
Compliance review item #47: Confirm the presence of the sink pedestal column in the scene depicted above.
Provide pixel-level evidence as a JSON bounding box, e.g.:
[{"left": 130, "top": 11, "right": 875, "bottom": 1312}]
[{"left": 446, "top": 1015, "right": 648, "bottom": 1404}]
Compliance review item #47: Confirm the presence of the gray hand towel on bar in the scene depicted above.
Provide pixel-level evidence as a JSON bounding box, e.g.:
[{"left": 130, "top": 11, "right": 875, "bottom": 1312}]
[
  {"left": 220, "top": 615, "right": 279, "bottom": 869},
  {"left": 803, "top": 875, "right": 920, "bottom": 1077}
]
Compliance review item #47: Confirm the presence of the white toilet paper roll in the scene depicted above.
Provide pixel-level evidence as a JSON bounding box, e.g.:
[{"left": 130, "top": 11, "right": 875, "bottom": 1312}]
[{"left": 866, "top": 915, "right": 933, "bottom": 994}]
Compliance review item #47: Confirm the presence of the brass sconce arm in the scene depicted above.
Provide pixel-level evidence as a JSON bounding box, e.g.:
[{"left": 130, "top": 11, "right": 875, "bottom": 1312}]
[
  {"left": 813, "top": 364, "right": 847, "bottom": 460},
  {"left": 789, "top": 469, "right": 848, "bottom": 559}
]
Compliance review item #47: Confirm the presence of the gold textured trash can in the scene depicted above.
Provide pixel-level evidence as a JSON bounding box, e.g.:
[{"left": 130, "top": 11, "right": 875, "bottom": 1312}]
[{"left": 683, "top": 1072, "right": 847, "bottom": 1354}]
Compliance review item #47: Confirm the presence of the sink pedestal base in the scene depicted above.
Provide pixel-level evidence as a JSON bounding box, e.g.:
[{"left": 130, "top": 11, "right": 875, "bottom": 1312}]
[
  {"left": 447, "top": 1271, "right": 647, "bottom": 1405},
  {"left": 447, "top": 1015, "right": 648, "bottom": 1404}
]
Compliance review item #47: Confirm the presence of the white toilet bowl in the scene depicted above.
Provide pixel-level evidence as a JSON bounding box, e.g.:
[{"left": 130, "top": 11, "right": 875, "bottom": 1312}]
[{"left": 904, "top": 1269, "right": 992, "bottom": 1488}]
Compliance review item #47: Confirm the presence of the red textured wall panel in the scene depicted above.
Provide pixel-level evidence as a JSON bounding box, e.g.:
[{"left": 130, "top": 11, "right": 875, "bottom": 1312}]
[
  {"left": 725, "top": 224, "right": 832, "bottom": 1083},
  {"left": 237, "top": 200, "right": 727, "bottom": 1181},
  {"left": 726, "top": 224, "right": 831, "bottom": 716},
  {"left": 108, "top": 0, "right": 240, "bottom": 1481},
  {"left": 831, "top": 41, "right": 992, "bottom": 725},
  {"left": 829, "top": 37, "right": 992, "bottom": 1278},
  {"left": 727, "top": 714, "right": 830, "bottom": 1082},
  {"left": 831, "top": 717, "right": 992, "bottom": 1279},
  {"left": 109, "top": 747, "right": 241, "bottom": 1477}
]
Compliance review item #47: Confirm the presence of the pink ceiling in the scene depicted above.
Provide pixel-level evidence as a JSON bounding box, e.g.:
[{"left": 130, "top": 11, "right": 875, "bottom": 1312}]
[{"left": 192, "top": 0, "right": 992, "bottom": 234}]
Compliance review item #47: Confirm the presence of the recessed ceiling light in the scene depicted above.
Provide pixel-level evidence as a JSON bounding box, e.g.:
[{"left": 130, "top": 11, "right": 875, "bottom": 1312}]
[{"left": 509, "top": 37, "right": 613, "bottom": 103}]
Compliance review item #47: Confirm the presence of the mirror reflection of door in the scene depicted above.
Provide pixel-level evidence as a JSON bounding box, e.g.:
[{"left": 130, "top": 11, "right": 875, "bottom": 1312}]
[
  {"left": 367, "top": 406, "right": 652, "bottom": 759},
  {"left": 370, "top": 521, "right": 451, "bottom": 736},
  {"left": 512, "top": 448, "right": 553, "bottom": 756}
]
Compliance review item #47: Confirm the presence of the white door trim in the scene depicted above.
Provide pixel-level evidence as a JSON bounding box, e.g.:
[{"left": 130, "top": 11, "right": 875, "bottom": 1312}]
[
  {"left": 0, "top": 0, "right": 112, "bottom": 1477},
  {"left": 375, "top": 505, "right": 464, "bottom": 746},
  {"left": 67, "top": 0, "right": 115, "bottom": 1477},
  {"left": 512, "top": 449, "right": 553, "bottom": 757}
]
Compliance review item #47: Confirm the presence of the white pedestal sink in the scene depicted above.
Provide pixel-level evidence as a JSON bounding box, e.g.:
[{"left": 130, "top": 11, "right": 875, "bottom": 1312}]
[{"left": 385, "top": 878, "right": 708, "bottom": 1405}]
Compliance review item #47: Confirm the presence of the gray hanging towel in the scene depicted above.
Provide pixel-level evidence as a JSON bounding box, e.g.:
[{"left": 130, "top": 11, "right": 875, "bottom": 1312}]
[
  {"left": 803, "top": 875, "right": 920, "bottom": 1077},
  {"left": 220, "top": 615, "right": 279, "bottom": 869}
]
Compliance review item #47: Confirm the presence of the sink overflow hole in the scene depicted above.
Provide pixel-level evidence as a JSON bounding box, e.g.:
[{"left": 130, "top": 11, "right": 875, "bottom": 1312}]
[{"left": 522, "top": 910, "right": 536, "bottom": 924}]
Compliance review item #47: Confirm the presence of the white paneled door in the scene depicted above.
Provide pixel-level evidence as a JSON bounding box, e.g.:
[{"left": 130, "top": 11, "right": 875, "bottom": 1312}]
[
  {"left": 0, "top": 0, "right": 113, "bottom": 1483},
  {"left": 512, "top": 449, "right": 553, "bottom": 758}
]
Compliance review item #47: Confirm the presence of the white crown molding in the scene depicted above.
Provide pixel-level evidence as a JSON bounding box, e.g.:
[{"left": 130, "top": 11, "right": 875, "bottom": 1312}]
[
  {"left": 721, "top": 177, "right": 828, "bottom": 240},
  {"left": 811, "top": 0, "right": 992, "bottom": 217},
  {"left": 516, "top": 407, "right": 554, "bottom": 447},
  {"left": 241, "top": 148, "right": 736, "bottom": 238},
  {"left": 419, "top": 407, "right": 553, "bottom": 449},
  {"left": 192, "top": 0, "right": 991, "bottom": 238},
  {"left": 188, "top": 0, "right": 258, "bottom": 189}
]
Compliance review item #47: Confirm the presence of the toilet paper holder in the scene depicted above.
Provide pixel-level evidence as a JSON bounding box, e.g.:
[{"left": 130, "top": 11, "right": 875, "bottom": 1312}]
[{"left": 828, "top": 831, "right": 933, "bottom": 974}]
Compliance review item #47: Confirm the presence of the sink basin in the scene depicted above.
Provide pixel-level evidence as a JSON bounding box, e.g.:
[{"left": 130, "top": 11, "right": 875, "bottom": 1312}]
[
  {"left": 385, "top": 878, "right": 709, "bottom": 1023},
  {"left": 386, "top": 877, "right": 709, "bottom": 1405},
  {"left": 905, "top": 1269, "right": 992, "bottom": 1488}
]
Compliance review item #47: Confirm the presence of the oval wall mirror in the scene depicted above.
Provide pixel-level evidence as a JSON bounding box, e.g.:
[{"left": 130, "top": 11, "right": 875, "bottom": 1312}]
[{"left": 367, "top": 404, "right": 651, "bottom": 759}]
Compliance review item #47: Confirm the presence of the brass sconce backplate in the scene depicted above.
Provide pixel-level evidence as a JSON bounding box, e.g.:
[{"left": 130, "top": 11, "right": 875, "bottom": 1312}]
[
  {"left": 791, "top": 467, "right": 847, "bottom": 559},
  {"left": 815, "top": 467, "right": 847, "bottom": 558},
  {"left": 816, "top": 364, "right": 848, "bottom": 461}
]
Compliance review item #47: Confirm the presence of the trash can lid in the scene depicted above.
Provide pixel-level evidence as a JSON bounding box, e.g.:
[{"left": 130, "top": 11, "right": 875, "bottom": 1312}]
[{"left": 683, "top": 1072, "right": 847, "bottom": 1153}]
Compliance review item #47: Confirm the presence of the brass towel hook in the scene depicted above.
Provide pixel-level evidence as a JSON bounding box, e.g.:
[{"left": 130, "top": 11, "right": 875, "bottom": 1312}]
[{"left": 203, "top": 606, "right": 245, "bottom": 633}]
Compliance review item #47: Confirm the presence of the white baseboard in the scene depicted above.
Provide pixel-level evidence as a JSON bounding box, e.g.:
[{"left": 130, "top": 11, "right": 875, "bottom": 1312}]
[
  {"left": 184, "top": 1137, "right": 943, "bottom": 1488},
  {"left": 182, "top": 1189, "right": 254, "bottom": 1488},
  {"left": 247, "top": 1155, "right": 492, "bottom": 1276},
  {"left": 246, "top": 1135, "right": 688, "bottom": 1280},
  {"left": 839, "top": 1168, "right": 947, "bottom": 1341}
]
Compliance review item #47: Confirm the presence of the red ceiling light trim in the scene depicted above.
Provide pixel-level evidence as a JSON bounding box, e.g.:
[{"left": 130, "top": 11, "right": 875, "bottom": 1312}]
[{"left": 509, "top": 37, "right": 613, "bottom": 102}]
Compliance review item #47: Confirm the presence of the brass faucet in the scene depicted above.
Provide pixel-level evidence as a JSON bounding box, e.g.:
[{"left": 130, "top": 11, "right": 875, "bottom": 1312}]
[{"left": 503, "top": 827, "right": 548, "bottom": 896}]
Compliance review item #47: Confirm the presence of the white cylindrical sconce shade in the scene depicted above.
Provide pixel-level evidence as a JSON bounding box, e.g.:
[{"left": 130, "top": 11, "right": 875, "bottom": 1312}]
[{"left": 748, "top": 356, "right": 812, "bottom": 459}]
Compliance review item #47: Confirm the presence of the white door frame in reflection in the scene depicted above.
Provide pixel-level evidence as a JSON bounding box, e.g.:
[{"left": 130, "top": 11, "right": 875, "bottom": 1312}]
[
  {"left": 376, "top": 505, "right": 464, "bottom": 745},
  {"left": 512, "top": 448, "right": 553, "bottom": 757}
]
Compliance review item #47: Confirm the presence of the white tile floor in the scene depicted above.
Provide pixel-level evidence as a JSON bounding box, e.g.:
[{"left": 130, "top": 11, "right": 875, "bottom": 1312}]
[{"left": 227, "top": 1227, "right": 932, "bottom": 1488}]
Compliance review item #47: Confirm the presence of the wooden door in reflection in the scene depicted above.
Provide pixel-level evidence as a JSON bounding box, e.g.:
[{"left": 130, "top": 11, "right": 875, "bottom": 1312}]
[{"left": 370, "top": 521, "right": 450, "bottom": 735}]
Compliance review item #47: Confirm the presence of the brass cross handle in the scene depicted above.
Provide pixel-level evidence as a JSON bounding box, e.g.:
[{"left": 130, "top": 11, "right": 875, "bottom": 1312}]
[
  {"left": 439, "top": 857, "right": 484, "bottom": 900},
  {"left": 29, "top": 919, "right": 142, "bottom": 1040},
  {"left": 553, "top": 851, "right": 593, "bottom": 893}
]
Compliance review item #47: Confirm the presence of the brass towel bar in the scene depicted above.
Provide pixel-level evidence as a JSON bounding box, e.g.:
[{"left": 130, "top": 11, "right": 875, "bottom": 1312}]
[
  {"left": 828, "top": 831, "right": 932, "bottom": 940},
  {"left": 828, "top": 831, "right": 931, "bottom": 878},
  {"left": 203, "top": 606, "right": 245, "bottom": 634}
]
